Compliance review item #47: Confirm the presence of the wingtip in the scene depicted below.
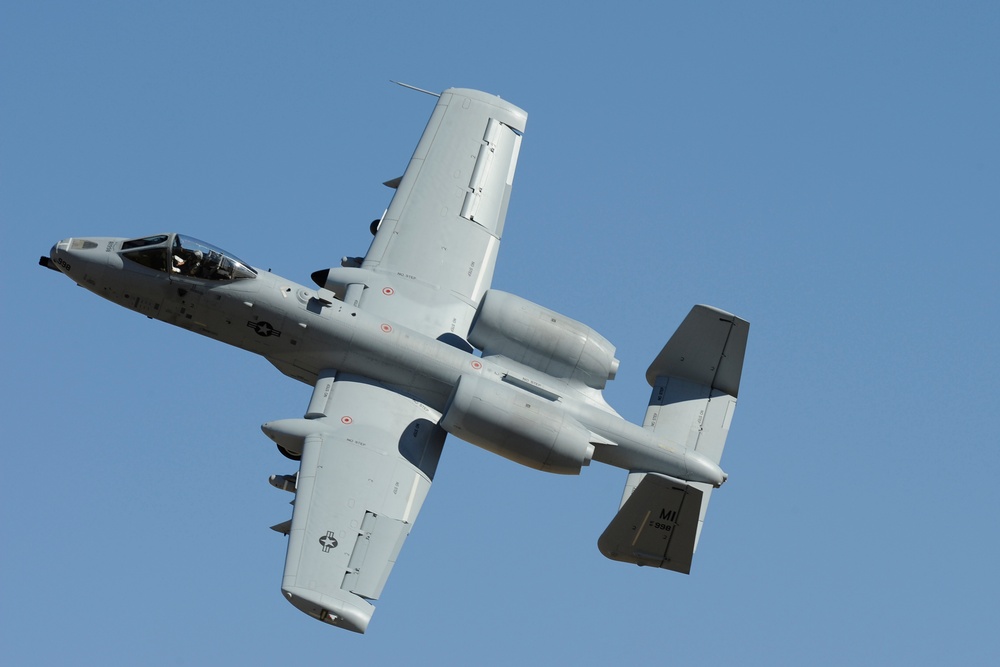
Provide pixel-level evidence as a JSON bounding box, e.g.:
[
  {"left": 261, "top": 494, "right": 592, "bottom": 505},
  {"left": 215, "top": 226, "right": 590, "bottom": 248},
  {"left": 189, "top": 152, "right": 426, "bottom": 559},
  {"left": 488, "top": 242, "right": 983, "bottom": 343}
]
[{"left": 282, "top": 586, "right": 373, "bottom": 634}]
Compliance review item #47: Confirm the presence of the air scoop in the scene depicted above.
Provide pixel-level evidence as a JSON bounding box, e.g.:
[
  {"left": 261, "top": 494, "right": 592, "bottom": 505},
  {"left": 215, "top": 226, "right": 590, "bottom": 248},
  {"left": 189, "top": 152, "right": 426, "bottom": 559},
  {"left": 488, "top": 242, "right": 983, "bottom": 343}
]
[{"left": 311, "top": 266, "right": 381, "bottom": 297}]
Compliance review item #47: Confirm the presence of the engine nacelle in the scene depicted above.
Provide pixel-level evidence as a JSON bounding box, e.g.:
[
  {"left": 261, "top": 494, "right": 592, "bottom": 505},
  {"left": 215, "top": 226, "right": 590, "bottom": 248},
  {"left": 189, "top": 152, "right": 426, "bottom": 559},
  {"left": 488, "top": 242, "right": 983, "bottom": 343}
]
[
  {"left": 468, "top": 290, "right": 620, "bottom": 389},
  {"left": 440, "top": 375, "right": 595, "bottom": 475}
]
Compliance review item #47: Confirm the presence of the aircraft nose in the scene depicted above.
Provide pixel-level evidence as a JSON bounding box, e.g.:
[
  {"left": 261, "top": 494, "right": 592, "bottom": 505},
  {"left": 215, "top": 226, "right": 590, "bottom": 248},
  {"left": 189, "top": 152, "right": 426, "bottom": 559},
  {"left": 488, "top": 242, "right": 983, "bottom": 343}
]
[
  {"left": 42, "top": 238, "right": 74, "bottom": 273},
  {"left": 58, "top": 237, "right": 99, "bottom": 253},
  {"left": 44, "top": 237, "right": 114, "bottom": 281},
  {"left": 50, "top": 237, "right": 91, "bottom": 270}
]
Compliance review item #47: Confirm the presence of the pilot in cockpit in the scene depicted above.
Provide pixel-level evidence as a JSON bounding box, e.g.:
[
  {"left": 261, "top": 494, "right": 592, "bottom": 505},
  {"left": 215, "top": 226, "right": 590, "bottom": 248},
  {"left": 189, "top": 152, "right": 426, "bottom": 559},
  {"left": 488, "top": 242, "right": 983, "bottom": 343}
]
[
  {"left": 171, "top": 238, "right": 187, "bottom": 273},
  {"left": 171, "top": 238, "right": 204, "bottom": 277},
  {"left": 184, "top": 250, "right": 204, "bottom": 276}
]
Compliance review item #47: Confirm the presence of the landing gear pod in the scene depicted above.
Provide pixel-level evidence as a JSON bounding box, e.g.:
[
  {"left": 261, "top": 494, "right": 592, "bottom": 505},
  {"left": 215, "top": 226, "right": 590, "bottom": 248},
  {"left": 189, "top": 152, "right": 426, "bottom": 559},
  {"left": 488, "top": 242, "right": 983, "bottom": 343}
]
[{"left": 440, "top": 375, "right": 595, "bottom": 474}]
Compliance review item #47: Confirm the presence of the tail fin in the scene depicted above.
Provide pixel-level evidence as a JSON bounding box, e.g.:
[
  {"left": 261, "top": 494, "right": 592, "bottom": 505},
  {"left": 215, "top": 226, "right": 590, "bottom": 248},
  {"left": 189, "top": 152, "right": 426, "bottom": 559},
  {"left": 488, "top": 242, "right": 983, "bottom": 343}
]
[
  {"left": 598, "top": 472, "right": 704, "bottom": 573},
  {"left": 598, "top": 305, "right": 748, "bottom": 573}
]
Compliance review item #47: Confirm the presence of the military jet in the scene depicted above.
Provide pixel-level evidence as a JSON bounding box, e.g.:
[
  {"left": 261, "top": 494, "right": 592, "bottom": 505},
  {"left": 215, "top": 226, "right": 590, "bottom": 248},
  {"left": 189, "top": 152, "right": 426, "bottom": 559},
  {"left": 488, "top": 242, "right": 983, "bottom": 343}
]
[{"left": 40, "top": 88, "right": 748, "bottom": 634}]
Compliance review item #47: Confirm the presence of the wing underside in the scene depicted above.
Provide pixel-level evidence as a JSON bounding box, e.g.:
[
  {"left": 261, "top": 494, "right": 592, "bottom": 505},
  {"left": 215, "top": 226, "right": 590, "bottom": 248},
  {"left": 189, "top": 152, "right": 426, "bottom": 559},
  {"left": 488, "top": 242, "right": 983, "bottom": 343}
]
[
  {"left": 272, "top": 376, "right": 445, "bottom": 633},
  {"left": 355, "top": 88, "right": 528, "bottom": 340}
]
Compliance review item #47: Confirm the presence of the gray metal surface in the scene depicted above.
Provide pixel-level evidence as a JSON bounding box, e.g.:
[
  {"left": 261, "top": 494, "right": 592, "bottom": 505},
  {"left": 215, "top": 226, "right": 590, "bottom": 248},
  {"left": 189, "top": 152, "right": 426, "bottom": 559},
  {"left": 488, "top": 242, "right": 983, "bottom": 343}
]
[{"left": 42, "top": 87, "right": 749, "bottom": 632}]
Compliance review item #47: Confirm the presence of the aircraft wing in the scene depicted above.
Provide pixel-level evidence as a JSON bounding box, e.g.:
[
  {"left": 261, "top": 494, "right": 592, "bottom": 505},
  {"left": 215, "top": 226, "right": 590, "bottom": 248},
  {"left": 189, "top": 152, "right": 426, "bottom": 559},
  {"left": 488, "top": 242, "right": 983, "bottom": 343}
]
[
  {"left": 274, "top": 88, "right": 525, "bottom": 631},
  {"left": 269, "top": 375, "right": 445, "bottom": 633},
  {"left": 351, "top": 87, "right": 528, "bottom": 339}
]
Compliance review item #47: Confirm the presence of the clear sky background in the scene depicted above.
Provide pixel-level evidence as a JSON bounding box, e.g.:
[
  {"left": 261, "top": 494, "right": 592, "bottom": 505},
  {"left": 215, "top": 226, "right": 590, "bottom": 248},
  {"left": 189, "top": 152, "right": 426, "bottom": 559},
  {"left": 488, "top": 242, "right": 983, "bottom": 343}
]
[{"left": 3, "top": 2, "right": 998, "bottom": 665}]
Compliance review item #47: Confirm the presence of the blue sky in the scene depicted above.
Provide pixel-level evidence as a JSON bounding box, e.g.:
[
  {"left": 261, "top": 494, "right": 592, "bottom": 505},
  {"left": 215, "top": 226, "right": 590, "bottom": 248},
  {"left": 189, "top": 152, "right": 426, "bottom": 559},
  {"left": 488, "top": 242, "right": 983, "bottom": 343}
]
[{"left": 3, "top": 2, "right": 998, "bottom": 664}]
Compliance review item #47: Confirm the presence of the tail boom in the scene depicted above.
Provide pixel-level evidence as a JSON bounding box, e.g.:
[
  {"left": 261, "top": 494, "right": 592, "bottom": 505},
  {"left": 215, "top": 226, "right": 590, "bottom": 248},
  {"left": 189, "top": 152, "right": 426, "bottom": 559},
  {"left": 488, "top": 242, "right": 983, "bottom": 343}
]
[{"left": 598, "top": 305, "right": 749, "bottom": 573}]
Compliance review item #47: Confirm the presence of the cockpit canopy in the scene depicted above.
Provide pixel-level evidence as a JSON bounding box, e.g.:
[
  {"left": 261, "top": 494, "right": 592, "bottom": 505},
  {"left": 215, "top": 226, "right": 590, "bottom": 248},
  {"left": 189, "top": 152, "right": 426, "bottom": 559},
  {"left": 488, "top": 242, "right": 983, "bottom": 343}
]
[{"left": 120, "top": 233, "right": 257, "bottom": 281}]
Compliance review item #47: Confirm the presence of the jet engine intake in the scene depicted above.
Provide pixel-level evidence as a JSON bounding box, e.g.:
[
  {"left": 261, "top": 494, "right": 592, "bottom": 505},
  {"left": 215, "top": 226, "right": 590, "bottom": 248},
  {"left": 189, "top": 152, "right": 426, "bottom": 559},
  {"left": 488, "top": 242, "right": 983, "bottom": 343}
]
[
  {"left": 468, "top": 290, "right": 619, "bottom": 389},
  {"left": 440, "top": 375, "right": 595, "bottom": 475}
]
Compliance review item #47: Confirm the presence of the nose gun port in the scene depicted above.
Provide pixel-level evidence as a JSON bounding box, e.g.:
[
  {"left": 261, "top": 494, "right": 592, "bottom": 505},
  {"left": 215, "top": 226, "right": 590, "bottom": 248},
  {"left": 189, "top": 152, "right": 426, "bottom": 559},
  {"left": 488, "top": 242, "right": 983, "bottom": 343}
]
[{"left": 39, "top": 253, "right": 60, "bottom": 272}]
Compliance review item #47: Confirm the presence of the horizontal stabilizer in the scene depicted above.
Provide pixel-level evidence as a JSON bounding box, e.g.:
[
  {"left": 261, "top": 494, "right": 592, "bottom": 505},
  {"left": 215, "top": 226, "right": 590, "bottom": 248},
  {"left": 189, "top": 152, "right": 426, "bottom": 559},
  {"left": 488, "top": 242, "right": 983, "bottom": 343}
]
[{"left": 598, "top": 472, "right": 704, "bottom": 574}]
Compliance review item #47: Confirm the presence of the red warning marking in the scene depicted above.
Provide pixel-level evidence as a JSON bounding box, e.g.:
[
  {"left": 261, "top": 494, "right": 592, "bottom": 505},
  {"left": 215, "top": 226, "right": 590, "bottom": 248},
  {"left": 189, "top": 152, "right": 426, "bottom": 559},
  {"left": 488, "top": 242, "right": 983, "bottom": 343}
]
[
  {"left": 471, "top": 360, "right": 483, "bottom": 370},
  {"left": 381, "top": 323, "right": 393, "bottom": 333},
  {"left": 382, "top": 287, "right": 394, "bottom": 296},
  {"left": 341, "top": 416, "right": 353, "bottom": 425}
]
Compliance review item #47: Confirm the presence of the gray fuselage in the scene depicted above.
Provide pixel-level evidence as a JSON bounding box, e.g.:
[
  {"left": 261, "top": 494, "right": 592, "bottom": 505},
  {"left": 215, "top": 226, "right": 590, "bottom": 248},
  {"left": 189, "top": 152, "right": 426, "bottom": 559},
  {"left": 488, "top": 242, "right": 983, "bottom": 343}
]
[{"left": 46, "top": 234, "right": 726, "bottom": 486}]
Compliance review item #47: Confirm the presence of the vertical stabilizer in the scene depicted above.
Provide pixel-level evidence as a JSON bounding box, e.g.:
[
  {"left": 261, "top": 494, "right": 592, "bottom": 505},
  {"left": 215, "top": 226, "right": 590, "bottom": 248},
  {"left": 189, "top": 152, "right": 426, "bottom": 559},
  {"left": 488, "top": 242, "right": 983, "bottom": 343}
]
[{"left": 598, "top": 472, "right": 703, "bottom": 573}]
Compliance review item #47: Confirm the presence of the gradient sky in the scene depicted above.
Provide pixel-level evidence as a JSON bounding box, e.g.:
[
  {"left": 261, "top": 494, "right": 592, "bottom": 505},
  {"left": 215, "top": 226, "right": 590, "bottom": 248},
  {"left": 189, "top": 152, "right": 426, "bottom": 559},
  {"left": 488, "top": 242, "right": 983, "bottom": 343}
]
[{"left": 3, "top": 2, "right": 998, "bottom": 665}]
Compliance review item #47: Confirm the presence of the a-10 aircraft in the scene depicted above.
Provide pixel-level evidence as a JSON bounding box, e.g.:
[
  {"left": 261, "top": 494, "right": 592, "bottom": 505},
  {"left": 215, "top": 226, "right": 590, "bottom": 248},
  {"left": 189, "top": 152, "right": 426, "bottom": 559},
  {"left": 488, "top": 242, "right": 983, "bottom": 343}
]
[{"left": 40, "top": 87, "right": 748, "bottom": 634}]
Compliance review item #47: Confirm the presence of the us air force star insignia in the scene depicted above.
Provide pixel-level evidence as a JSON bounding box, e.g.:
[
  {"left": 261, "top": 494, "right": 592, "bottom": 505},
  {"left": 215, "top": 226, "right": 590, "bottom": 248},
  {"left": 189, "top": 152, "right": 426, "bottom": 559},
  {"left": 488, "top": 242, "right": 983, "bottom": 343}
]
[
  {"left": 319, "top": 532, "right": 338, "bottom": 552},
  {"left": 248, "top": 320, "right": 282, "bottom": 337}
]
